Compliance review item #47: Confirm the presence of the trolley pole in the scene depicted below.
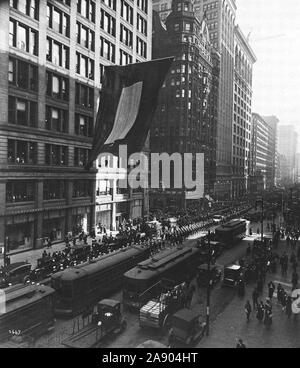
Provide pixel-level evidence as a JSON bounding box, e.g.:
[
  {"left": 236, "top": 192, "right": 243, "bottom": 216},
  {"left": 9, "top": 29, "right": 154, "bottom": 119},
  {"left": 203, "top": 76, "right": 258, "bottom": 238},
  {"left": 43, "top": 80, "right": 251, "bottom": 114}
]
[{"left": 206, "top": 230, "right": 211, "bottom": 336}]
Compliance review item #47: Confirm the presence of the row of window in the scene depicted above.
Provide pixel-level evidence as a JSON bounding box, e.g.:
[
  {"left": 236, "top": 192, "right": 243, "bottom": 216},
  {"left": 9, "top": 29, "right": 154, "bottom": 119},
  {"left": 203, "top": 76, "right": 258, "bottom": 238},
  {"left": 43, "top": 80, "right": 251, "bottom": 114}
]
[
  {"left": 8, "top": 93, "right": 93, "bottom": 137},
  {"left": 8, "top": 139, "right": 91, "bottom": 167},
  {"left": 6, "top": 180, "right": 92, "bottom": 203},
  {"left": 10, "top": 0, "right": 39, "bottom": 20}
]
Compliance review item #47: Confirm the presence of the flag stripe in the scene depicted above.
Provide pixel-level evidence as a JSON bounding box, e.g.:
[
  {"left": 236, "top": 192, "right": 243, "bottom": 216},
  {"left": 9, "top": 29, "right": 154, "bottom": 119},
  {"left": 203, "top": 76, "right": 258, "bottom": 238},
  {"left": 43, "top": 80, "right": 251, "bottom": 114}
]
[{"left": 104, "top": 81, "right": 143, "bottom": 145}]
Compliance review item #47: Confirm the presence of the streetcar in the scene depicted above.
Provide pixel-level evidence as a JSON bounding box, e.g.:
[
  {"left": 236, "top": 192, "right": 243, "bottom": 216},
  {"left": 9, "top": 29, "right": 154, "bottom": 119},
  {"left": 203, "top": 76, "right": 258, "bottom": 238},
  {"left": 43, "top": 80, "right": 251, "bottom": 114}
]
[
  {"left": 51, "top": 245, "right": 151, "bottom": 317},
  {"left": 0, "top": 284, "right": 55, "bottom": 343},
  {"left": 215, "top": 219, "right": 246, "bottom": 248},
  {"left": 122, "top": 246, "right": 203, "bottom": 309}
]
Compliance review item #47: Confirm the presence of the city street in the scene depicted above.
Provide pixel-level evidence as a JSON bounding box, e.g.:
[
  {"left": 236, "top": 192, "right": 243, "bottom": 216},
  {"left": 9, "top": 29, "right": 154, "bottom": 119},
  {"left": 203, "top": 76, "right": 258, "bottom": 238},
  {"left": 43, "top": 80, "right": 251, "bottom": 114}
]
[{"left": 4, "top": 216, "right": 297, "bottom": 349}]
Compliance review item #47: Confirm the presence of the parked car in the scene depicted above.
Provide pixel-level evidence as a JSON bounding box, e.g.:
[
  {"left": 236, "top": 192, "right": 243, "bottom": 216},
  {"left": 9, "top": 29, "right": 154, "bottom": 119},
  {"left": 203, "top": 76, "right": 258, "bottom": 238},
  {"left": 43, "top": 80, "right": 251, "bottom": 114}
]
[
  {"left": 222, "top": 264, "right": 244, "bottom": 288},
  {"left": 212, "top": 215, "right": 225, "bottom": 224},
  {"left": 169, "top": 309, "right": 206, "bottom": 346},
  {"left": 0, "top": 262, "right": 31, "bottom": 288},
  {"left": 197, "top": 264, "right": 222, "bottom": 287}
]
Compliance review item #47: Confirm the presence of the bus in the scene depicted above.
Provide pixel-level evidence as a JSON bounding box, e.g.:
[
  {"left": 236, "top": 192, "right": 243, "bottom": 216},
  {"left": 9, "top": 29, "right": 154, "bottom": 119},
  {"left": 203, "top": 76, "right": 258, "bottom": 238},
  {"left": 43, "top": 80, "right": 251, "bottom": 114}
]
[
  {"left": 0, "top": 284, "right": 55, "bottom": 342},
  {"left": 51, "top": 245, "right": 151, "bottom": 317},
  {"left": 122, "top": 246, "right": 203, "bottom": 309},
  {"left": 215, "top": 219, "right": 246, "bottom": 248}
]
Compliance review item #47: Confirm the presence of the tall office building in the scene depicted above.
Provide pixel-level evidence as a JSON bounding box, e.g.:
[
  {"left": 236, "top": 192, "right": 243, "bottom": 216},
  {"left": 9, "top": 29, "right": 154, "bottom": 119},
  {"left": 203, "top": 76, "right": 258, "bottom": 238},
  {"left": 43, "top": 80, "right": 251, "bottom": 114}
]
[
  {"left": 232, "top": 25, "right": 256, "bottom": 198},
  {"left": 277, "top": 125, "right": 298, "bottom": 185},
  {"left": 0, "top": 0, "right": 152, "bottom": 253},
  {"left": 251, "top": 113, "right": 277, "bottom": 194},
  {"left": 154, "top": 0, "right": 237, "bottom": 200},
  {"left": 150, "top": 0, "right": 220, "bottom": 211}
]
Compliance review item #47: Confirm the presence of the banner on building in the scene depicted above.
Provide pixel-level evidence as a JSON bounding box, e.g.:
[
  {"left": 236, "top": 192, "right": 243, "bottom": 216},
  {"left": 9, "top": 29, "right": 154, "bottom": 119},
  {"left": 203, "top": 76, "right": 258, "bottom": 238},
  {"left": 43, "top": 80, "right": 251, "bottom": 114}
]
[{"left": 87, "top": 57, "right": 174, "bottom": 168}]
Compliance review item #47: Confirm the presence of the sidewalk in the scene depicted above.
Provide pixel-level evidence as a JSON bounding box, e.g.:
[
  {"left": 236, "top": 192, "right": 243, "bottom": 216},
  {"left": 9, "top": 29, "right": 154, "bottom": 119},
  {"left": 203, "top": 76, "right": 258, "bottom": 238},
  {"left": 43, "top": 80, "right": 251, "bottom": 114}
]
[
  {"left": 9, "top": 231, "right": 119, "bottom": 268},
  {"left": 198, "top": 233, "right": 300, "bottom": 349}
]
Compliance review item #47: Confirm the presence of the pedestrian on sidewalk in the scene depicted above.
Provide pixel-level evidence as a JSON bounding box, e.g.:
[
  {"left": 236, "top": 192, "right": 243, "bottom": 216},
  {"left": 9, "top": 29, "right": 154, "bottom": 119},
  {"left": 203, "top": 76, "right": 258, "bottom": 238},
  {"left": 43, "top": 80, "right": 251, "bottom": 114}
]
[
  {"left": 264, "top": 308, "right": 273, "bottom": 326},
  {"left": 256, "top": 302, "right": 264, "bottom": 322},
  {"left": 268, "top": 281, "right": 276, "bottom": 300},
  {"left": 245, "top": 300, "right": 252, "bottom": 323},
  {"left": 47, "top": 238, "right": 52, "bottom": 249},
  {"left": 252, "top": 288, "right": 259, "bottom": 310},
  {"left": 286, "top": 296, "right": 292, "bottom": 319},
  {"left": 292, "top": 271, "right": 299, "bottom": 290}
]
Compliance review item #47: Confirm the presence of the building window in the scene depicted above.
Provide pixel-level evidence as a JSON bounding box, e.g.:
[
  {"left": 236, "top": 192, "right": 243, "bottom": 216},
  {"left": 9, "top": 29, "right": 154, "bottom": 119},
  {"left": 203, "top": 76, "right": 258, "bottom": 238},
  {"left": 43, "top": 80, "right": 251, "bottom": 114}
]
[
  {"left": 9, "top": 18, "right": 38, "bottom": 56},
  {"left": 46, "top": 71, "right": 69, "bottom": 101},
  {"left": 120, "top": 24, "right": 133, "bottom": 48},
  {"left": 8, "top": 57, "right": 38, "bottom": 91},
  {"left": 119, "top": 49, "right": 132, "bottom": 65},
  {"left": 74, "top": 148, "right": 91, "bottom": 167},
  {"left": 6, "top": 181, "right": 35, "bottom": 203},
  {"left": 75, "top": 114, "right": 93, "bottom": 137},
  {"left": 121, "top": 0, "right": 133, "bottom": 24},
  {"left": 101, "top": 0, "right": 116, "bottom": 11},
  {"left": 46, "top": 38, "right": 69, "bottom": 69},
  {"left": 75, "top": 82, "right": 94, "bottom": 108},
  {"left": 77, "top": 0, "right": 95, "bottom": 23},
  {"left": 76, "top": 22, "right": 95, "bottom": 51},
  {"left": 45, "top": 144, "right": 68, "bottom": 166},
  {"left": 10, "top": 0, "right": 39, "bottom": 21},
  {"left": 100, "top": 9, "right": 116, "bottom": 37},
  {"left": 45, "top": 106, "right": 68, "bottom": 133},
  {"left": 100, "top": 37, "right": 115, "bottom": 62},
  {"left": 137, "top": 14, "right": 147, "bottom": 36},
  {"left": 8, "top": 96, "right": 37, "bottom": 127},
  {"left": 76, "top": 52, "right": 94, "bottom": 80},
  {"left": 7, "top": 139, "right": 36, "bottom": 164},
  {"left": 73, "top": 180, "right": 91, "bottom": 197},
  {"left": 43, "top": 180, "right": 65, "bottom": 200},
  {"left": 47, "top": 3, "right": 70, "bottom": 37},
  {"left": 137, "top": 0, "right": 148, "bottom": 13},
  {"left": 136, "top": 37, "right": 147, "bottom": 58}
]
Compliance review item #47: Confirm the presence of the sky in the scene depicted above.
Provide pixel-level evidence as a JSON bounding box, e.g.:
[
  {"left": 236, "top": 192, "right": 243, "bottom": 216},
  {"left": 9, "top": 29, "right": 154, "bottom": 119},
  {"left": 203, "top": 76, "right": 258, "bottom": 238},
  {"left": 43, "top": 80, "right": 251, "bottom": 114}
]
[{"left": 236, "top": 0, "right": 300, "bottom": 138}]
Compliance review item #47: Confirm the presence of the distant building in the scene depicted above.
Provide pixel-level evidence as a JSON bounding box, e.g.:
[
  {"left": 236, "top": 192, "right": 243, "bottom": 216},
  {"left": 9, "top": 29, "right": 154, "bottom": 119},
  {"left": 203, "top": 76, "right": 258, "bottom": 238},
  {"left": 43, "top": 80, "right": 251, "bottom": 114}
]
[
  {"left": 251, "top": 114, "right": 277, "bottom": 194},
  {"left": 231, "top": 25, "right": 256, "bottom": 198},
  {"left": 277, "top": 125, "right": 298, "bottom": 185},
  {"left": 150, "top": 0, "right": 220, "bottom": 212}
]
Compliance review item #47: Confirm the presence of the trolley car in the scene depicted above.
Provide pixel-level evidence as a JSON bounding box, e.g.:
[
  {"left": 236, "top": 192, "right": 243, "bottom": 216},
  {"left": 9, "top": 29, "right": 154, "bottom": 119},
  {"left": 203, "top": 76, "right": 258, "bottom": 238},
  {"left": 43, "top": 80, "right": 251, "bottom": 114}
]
[
  {"left": 0, "top": 284, "right": 55, "bottom": 343},
  {"left": 123, "top": 246, "right": 203, "bottom": 309},
  {"left": 215, "top": 219, "right": 246, "bottom": 248},
  {"left": 51, "top": 245, "right": 151, "bottom": 317}
]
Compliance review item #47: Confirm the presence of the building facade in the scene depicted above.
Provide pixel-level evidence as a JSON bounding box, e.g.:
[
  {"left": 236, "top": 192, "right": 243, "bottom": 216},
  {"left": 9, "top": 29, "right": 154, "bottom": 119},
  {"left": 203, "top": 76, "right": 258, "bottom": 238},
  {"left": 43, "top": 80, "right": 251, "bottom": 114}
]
[
  {"left": 150, "top": 0, "right": 220, "bottom": 212},
  {"left": 277, "top": 125, "right": 298, "bottom": 185},
  {"left": 231, "top": 25, "right": 256, "bottom": 198},
  {"left": 0, "top": 0, "right": 152, "bottom": 253},
  {"left": 250, "top": 113, "right": 277, "bottom": 195},
  {"left": 154, "top": 0, "right": 237, "bottom": 200}
]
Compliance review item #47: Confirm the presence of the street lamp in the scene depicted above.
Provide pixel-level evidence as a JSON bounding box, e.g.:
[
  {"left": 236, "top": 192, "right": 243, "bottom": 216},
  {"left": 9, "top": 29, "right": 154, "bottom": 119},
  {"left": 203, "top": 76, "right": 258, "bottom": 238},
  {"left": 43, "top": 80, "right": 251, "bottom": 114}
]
[{"left": 206, "top": 230, "right": 213, "bottom": 336}]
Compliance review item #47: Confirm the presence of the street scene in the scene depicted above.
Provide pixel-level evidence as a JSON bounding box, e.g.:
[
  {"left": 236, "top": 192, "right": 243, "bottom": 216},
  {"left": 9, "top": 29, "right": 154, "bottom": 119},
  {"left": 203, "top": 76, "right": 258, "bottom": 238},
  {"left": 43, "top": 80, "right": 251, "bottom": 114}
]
[{"left": 1, "top": 0, "right": 300, "bottom": 350}]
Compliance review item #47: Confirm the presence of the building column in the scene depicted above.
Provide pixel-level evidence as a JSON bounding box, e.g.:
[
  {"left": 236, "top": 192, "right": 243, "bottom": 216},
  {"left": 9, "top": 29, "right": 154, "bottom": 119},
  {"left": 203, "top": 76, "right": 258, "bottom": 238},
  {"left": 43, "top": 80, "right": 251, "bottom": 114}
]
[
  {"left": 35, "top": 180, "right": 44, "bottom": 249},
  {"left": 0, "top": 181, "right": 6, "bottom": 252},
  {"left": 65, "top": 181, "right": 73, "bottom": 235},
  {"left": 111, "top": 202, "right": 117, "bottom": 231}
]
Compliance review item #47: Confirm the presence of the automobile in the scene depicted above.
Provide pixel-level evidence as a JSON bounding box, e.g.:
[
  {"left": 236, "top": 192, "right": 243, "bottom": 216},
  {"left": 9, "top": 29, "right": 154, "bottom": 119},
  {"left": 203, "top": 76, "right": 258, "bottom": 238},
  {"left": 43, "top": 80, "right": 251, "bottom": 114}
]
[
  {"left": 62, "top": 299, "right": 127, "bottom": 348},
  {"left": 197, "top": 264, "right": 222, "bottom": 287},
  {"left": 169, "top": 309, "right": 206, "bottom": 346},
  {"left": 212, "top": 215, "right": 225, "bottom": 224},
  {"left": 0, "top": 262, "right": 31, "bottom": 288},
  {"left": 222, "top": 264, "right": 244, "bottom": 288}
]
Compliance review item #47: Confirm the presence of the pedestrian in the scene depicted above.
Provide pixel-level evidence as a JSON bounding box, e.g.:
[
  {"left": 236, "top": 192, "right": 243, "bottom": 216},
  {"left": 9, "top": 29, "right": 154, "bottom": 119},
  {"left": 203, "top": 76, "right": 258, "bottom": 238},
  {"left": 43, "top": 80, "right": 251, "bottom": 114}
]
[
  {"left": 245, "top": 300, "right": 252, "bottom": 323},
  {"left": 286, "top": 296, "right": 292, "bottom": 319},
  {"left": 292, "top": 271, "right": 299, "bottom": 290},
  {"left": 47, "top": 238, "right": 52, "bottom": 249},
  {"left": 256, "top": 302, "right": 264, "bottom": 322},
  {"left": 264, "top": 308, "right": 273, "bottom": 326},
  {"left": 268, "top": 281, "right": 275, "bottom": 299},
  {"left": 252, "top": 288, "right": 259, "bottom": 310},
  {"left": 236, "top": 339, "right": 246, "bottom": 348}
]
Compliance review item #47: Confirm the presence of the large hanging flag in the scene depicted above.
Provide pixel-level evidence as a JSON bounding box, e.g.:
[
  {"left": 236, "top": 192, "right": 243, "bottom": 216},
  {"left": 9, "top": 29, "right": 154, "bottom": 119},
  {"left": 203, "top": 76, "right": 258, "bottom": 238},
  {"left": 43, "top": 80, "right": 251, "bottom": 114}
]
[{"left": 87, "top": 57, "right": 174, "bottom": 168}]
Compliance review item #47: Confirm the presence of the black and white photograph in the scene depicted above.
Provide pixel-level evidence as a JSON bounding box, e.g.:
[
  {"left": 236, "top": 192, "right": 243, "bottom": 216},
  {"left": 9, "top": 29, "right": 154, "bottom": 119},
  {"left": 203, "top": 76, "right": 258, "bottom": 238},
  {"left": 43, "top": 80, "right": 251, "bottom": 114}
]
[{"left": 0, "top": 0, "right": 300, "bottom": 352}]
